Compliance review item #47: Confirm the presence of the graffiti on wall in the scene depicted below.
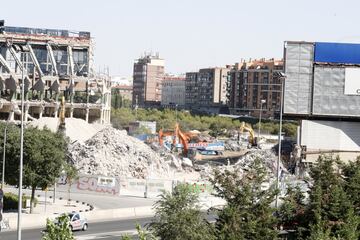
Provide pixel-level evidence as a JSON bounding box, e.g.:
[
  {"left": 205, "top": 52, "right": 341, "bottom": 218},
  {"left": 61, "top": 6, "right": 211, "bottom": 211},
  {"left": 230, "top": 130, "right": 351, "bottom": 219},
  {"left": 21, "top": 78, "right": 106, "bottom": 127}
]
[{"left": 77, "top": 176, "right": 119, "bottom": 195}]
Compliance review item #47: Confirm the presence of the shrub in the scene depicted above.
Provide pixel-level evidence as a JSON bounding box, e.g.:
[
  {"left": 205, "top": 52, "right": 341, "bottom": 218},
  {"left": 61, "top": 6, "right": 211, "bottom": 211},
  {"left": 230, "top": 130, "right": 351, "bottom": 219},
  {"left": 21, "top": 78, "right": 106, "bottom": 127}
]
[{"left": 3, "top": 192, "right": 38, "bottom": 211}]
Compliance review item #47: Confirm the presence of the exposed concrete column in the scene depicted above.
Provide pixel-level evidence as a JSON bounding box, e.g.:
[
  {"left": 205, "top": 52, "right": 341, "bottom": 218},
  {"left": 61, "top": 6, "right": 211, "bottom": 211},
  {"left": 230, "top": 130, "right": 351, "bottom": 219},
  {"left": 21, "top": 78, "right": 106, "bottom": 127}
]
[
  {"left": 39, "top": 104, "right": 44, "bottom": 119},
  {"left": 70, "top": 105, "right": 74, "bottom": 118},
  {"left": 105, "top": 110, "right": 109, "bottom": 124},
  {"left": 24, "top": 103, "right": 30, "bottom": 122},
  {"left": 8, "top": 110, "right": 14, "bottom": 122},
  {"left": 54, "top": 102, "right": 60, "bottom": 118},
  {"left": 85, "top": 107, "right": 89, "bottom": 123},
  {"left": 100, "top": 109, "right": 104, "bottom": 124},
  {"left": 70, "top": 102, "right": 74, "bottom": 118}
]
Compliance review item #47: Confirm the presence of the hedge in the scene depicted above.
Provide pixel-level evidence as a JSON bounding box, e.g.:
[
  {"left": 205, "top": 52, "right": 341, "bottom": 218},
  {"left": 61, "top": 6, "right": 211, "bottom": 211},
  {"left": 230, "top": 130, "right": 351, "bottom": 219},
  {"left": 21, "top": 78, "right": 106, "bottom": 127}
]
[{"left": 3, "top": 192, "right": 38, "bottom": 211}]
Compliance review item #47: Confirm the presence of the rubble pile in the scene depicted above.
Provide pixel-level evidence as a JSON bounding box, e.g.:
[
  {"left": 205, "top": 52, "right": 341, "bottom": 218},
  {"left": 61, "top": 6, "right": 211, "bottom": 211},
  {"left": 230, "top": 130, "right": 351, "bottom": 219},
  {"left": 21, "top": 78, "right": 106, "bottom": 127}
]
[
  {"left": 233, "top": 149, "right": 281, "bottom": 174},
  {"left": 68, "top": 127, "right": 174, "bottom": 179},
  {"left": 199, "top": 149, "right": 286, "bottom": 179},
  {"left": 29, "top": 117, "right": 105, "bottom": 142}
]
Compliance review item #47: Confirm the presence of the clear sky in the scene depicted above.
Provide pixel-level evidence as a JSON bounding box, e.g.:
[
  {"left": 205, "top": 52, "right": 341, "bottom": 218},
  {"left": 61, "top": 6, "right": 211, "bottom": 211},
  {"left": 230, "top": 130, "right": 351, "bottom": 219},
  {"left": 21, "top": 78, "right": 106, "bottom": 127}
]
[{"left": 2, "top": 0, "right": 360, "bottom": 76}]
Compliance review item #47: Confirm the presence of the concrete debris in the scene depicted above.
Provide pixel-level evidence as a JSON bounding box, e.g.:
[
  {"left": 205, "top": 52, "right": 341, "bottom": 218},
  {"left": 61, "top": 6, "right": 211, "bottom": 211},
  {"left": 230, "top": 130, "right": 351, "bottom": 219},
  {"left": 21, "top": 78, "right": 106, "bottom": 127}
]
[
  {"left": 182, "top": 158, "right": 193, "bottom": 168},
  {"left": 199, "top": 149, "right": 287, "bottom": 180},
  {"left": 29, "top": 117, "right": 105, "bottom": 143},
  {"left": 68, "top": 127, "right": 175, "bottom": 179},
  {"left": 224, "top": 140, "right": 245, "bottom": 151}
]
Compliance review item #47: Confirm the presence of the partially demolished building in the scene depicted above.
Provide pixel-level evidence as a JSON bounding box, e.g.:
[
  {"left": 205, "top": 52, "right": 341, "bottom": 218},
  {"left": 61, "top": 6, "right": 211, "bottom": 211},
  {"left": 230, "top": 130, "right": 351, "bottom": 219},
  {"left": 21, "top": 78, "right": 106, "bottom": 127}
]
[{"left": 0, "top": 20, "right": 111, "bottom": 123}]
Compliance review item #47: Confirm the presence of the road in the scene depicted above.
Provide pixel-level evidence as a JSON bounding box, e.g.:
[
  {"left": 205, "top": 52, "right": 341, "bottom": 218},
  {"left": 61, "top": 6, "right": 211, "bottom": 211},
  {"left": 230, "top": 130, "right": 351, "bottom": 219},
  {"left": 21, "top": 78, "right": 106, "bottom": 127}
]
[
  {"left": 5, "top": 187, "right": 156, "bottom": 209},
  {"left": 0, "top": 217, "right": 153, "bottom": 240}
]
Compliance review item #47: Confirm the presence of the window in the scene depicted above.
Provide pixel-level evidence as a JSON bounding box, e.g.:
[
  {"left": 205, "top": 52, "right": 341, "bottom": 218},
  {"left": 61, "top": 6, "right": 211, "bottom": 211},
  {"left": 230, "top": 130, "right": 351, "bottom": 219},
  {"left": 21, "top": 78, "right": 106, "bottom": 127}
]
[{"left": 72, "top": 214, "right": 80, "bottom": 221}]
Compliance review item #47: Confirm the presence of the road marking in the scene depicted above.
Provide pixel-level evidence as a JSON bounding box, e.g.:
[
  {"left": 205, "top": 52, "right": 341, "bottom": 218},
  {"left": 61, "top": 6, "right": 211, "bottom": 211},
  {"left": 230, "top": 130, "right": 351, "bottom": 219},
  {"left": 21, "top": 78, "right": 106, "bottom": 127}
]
[{"left": 76, "top": 229, "right": 137, "bottom": 240}]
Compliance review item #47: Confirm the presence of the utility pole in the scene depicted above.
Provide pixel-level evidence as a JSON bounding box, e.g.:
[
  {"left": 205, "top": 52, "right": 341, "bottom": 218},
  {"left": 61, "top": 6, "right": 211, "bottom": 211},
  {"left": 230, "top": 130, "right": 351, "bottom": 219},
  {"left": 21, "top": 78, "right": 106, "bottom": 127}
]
[
  {"left": 258, "top": 99, "right": 266, "bottom": 145},
  {"left": 1, "top": 125, "right": 7, "bottom": 190},
  {"left": 17, "top": 50, "right": 27, "bottom": 240},
  {"left": 1, "top": 124, "right": 7, "bottom": 226},
  {"left": 175, "top": 104, "right": 178, "bottom": 123},
  {"left": 275, "top": 73, "right": 285, "bottom": 209},
  {"left": 135, "top": 95, "right": 138, "bottom": 120}
]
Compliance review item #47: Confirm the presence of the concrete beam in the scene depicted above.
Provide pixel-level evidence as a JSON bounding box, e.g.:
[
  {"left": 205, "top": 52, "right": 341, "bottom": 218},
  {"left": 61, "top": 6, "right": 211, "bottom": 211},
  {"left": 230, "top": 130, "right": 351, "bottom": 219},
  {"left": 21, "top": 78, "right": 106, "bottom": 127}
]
[
  {"left": 7, "top": 44, "right": 24, "bottom": 73},
  {"left": 46, "top": 44, "right": 58, "bottom": 75},
  {"left": 27, "top": 44, "right": 44, "bottom": 76}
]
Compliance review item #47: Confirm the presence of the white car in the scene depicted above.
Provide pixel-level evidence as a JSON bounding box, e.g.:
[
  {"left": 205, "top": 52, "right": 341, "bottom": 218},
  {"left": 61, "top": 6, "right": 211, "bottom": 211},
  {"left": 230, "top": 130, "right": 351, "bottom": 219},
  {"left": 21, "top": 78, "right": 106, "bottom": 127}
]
[{"left": 68, "top": 212, "right": 88, "bottom": 231}]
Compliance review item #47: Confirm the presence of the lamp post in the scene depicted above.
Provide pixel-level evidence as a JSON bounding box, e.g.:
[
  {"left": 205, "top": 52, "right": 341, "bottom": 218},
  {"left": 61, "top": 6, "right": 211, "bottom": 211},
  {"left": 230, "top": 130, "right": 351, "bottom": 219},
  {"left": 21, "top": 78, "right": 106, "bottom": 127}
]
[
  {"left": 1, "top": 123, "right": 7, "bottom": 225},
  {"left": 274, "top": 72, "right": 286, "bottom": 209},
  {"left": 17, "top": 49, "right": 28, "bottom": 240},
  {"left": 258, "top": 99, "right": 266, "bottom": 143},
  {"left": 175, "top": 104, "right": 178, "bottom": 123},
  {"left": 1, "top": 124, "right": 7, "bottom": 190}
]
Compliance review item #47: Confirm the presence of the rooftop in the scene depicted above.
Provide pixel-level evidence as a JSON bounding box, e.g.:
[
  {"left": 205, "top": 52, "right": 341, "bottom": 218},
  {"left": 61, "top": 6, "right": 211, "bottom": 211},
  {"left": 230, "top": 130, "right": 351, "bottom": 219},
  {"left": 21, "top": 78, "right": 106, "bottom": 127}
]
[{"left": 0, "top": 20, "right": 90, "bottom": 39}]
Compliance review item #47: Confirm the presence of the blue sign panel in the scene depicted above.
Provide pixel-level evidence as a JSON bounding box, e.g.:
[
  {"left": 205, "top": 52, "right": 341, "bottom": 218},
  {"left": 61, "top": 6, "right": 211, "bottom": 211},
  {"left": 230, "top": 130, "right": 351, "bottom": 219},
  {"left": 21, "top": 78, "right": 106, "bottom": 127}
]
[{"left": 314, "top": 42, "right": 360, "bottom": 64}]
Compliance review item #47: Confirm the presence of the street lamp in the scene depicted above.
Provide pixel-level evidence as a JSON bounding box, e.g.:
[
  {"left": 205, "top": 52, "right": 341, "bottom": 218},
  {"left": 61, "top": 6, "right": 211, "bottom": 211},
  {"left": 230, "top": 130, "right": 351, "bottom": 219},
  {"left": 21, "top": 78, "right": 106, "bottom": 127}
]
[
  {"left": 17, "top": 47, "right": 28, "bottom": 240},
  {"left": 1, "top": 123, "right": 7, "bottom": 225},
  {"left": 258, "top": 99, "right": 266, "bottom": 143},
  {"left": 1, "top": 124, "right": 7, "bottom": 190},
  {"left": 274, "top": 72, "right": 286, "bottom": 209},
  {"left": 175, "top": 104, "right": 178, "bottom": 123}
]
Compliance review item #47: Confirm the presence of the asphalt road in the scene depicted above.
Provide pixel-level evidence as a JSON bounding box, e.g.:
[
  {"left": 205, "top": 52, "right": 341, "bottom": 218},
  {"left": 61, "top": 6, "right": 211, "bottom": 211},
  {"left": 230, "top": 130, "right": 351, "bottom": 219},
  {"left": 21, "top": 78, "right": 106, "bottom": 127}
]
[
  {"left": 5, "top": 187, "right": 156, "bottom": 210},
  {"left": 0, "top": 217, "right": 153, "bottom": 240}
]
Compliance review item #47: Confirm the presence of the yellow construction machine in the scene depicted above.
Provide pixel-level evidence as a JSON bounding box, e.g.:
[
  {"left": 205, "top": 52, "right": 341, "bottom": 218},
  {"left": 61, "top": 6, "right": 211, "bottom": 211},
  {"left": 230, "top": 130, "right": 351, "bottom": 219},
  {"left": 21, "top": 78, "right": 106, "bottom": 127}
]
[{"left": 239, "top": 122, "right": 258, "bottom": 148}]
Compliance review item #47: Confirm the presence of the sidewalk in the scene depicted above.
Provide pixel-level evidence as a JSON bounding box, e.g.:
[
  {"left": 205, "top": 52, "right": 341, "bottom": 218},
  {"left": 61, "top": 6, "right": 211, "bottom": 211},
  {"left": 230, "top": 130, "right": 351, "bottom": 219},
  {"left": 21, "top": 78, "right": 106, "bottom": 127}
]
[
  {"left": 2, "top": 194, "right": 225, "bottom": 231},
  {"left": 3, "top": 195, "right": 93, "bottom": 231}
]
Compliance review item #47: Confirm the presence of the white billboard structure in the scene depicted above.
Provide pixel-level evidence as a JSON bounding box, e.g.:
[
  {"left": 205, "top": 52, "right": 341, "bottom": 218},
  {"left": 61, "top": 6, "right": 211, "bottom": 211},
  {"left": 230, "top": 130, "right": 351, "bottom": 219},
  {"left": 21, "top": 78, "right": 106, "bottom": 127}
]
[{"left": 284, "top": 41, "right": 360, "bottom": 162}]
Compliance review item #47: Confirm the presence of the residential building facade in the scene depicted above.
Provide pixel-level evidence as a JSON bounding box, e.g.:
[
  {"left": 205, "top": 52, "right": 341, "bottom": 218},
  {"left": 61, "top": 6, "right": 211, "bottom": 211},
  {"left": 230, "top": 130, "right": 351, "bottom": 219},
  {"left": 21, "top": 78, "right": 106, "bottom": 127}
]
[
  {"left": 161, "top": 75, "right": 185, "bottom": 108},
  {"left": 185, "top": 67, "right": 230, "bottom": 113},
  {"left": 227, "top": 59, "right": 284, "bottom": 118},
  {"left": 112, "top": 85, "right": 133, "bottom": 101},
  {"left": 132, "top": 53, "right": 164, "bottom": 107}
]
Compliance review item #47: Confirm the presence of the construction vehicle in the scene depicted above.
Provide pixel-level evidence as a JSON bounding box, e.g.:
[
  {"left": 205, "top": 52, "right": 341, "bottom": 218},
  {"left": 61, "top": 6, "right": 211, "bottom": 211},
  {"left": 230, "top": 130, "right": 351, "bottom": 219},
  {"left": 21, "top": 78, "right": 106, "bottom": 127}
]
[
  {"left": 158, "top": 122, "right": 223, "bottom": 157},
  {"left": 158, "top": 123, "right": 199, "bottom": 156},
  {"left": 158, "top": 128, "right": 177, "bottom": 149},
  {"left": 175, "top": 123, "right": 190, "bottom": 156},
  {"left": 239, "top": 122, "right": 259, "bottom": 148}
]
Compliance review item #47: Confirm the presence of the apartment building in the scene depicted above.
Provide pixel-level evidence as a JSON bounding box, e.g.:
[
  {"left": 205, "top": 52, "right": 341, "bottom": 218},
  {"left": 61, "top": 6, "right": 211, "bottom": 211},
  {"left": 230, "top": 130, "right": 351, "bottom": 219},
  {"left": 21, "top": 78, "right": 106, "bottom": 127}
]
[
  {"left": 132, "top": 53, "right": 164, "bottom": 107},
  {"left": 227, "top": 59, "right": 284, "bottom": 118},
  {"left": 0, "top": 20, "right": 111, "bottom": 123},
  {"left": 161, "top": 75, "right": 185, "bottom": 108},
  {"left": 185, "top": 67, "right": 230, "bottom": 113},
  {"left": 112, "top": 85, "right": 133, "bottom": 101}
]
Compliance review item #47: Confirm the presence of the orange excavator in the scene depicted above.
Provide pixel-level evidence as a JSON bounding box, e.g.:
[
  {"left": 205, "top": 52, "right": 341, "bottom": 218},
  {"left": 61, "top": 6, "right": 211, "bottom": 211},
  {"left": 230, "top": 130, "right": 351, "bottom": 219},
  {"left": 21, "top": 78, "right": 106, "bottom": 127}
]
[
  {"left": 158, "top": 128, "right": 177, "bottom": 147},
  {"left": 175, "top": 123, "right": 190, "bottom": 156},
  {"left": 158, "top": 123, "right": 192, "bottom": 156}
]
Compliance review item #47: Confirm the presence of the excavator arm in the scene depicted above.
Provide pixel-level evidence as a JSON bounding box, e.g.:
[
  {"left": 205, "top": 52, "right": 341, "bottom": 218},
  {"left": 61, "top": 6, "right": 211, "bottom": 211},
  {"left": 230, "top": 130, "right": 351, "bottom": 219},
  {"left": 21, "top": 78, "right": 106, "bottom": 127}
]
[
  {"left": 175, "top": 123, "right": 190, "bottom": 156},
  {"left": 239, "top": 122, "right": 257, "bottom": 146}
]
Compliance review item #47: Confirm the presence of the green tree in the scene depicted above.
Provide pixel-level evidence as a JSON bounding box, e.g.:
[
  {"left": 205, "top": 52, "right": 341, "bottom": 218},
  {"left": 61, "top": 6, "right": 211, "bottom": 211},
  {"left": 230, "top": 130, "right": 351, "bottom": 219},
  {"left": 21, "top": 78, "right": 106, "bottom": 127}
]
[
  {"left": 210, "top": 158, "right": 278, "bottom": 240},
  {"left": 4, "top": 127, "right": 66, "bottom": 213},
  {"left": 342, "top": 157, "right": 360, "bottom": 211},
  {"left": 277, "top": 185, "right": 306, "bottom": 236},
  {"left": 63, "top": 163, "right": 78, "bottom": 204},
  {"left": 42, "top": 214, "right": 75, "bottom": 240},
  {"left": 148, "top": 184, "right": 215, "bottom": 240},
  {"left": 121, "top": 223, "right": 156, "bottom": 240},
  {"left": 111, "top": 108, "right": 136, "bottom": 129},
  {"left": 304, "top": 156, "right": 359, "bottom": 240}
]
